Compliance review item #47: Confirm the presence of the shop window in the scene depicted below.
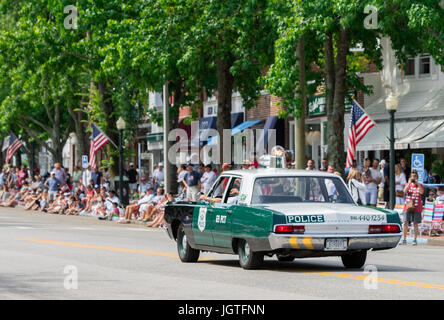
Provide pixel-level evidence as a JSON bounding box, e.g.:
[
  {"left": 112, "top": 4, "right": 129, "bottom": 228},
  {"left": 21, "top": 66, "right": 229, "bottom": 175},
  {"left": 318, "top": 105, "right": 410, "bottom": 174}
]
[
  {"left": 419, "top": 56, "right": 431, "bottom": 76},
  {"left": 405, "top": 58, "right": 415, "bottom": 76}
]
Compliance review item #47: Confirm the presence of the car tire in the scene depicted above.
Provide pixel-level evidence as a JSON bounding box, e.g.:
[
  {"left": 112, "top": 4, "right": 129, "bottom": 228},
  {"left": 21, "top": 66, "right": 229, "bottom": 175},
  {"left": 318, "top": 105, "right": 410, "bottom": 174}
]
[
  {"left": 276, "top": 254, "right": 295, "bottom": 262},
  {"left": 177, "top": 224, "right": 200, "bottom": 263},
  {"left": 341, "top": 250, "right": 367, "bottom": 269},
  {"left": 238, "top": 239, "right": 264, "bottom": 270}
]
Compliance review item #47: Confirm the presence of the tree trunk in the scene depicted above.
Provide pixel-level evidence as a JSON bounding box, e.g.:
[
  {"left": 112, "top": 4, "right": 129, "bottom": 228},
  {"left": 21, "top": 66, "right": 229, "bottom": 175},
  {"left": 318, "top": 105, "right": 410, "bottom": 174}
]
[
  {"left": 216, "top": 59, "right": 234, "bottom": 167},
  {"left": 328, "top": 27, "right": 350, "bottom": 176},
  {"left": 97, "top": 80, "right": 119, "bottom": 175},
  {"left": 294, "top": 35, "right": 306, "bottom": 169}
]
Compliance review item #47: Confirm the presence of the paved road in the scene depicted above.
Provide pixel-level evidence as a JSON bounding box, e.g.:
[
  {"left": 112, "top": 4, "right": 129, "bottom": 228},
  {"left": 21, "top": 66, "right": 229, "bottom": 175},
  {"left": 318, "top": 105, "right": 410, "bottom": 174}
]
[{"left": 1, "top": 207, "right": 444, "bottom": 300}]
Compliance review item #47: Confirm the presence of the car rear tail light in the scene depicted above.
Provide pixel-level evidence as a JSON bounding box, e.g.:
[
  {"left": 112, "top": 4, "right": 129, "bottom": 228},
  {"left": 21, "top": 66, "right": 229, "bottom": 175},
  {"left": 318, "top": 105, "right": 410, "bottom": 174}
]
[
  {"left": 275, "top": 225, "right": 305, "bottom": 234},
  {"left": 369, "top": 224, "right": 400, "bottom": 234}
]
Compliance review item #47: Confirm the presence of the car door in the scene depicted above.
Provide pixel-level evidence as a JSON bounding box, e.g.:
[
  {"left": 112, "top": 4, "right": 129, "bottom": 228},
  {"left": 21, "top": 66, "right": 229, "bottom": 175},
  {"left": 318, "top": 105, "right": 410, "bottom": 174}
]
[
  {"left": 212, "top": 177, "right": 242, "bottom": 248},
  {"left": 192, "top": 175, "right": 230, "bottom": 247}
]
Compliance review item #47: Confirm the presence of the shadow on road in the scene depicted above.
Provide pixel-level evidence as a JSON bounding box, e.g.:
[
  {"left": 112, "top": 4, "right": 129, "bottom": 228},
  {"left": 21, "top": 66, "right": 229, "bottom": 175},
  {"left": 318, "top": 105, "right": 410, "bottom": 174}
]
[{"left": 198, "top": 258, "right": 430, "bottom": 273}]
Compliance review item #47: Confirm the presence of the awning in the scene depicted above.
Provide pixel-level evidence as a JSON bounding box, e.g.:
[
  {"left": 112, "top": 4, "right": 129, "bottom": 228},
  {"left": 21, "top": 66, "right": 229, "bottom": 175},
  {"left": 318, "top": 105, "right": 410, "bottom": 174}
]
[
  {"left": 256, "top": 116, "right": 285, "bottom": 153},
  {"left": 410, "top": 122, "right": 444, "bottom": 149},
  {"left": 364, "top": 87, "right": 444, "bottom": 120},
  {"left": 207, "top": 120, "right": 262, "bottom": 146},
  {"left": 231, "top": 112, "right": 244, "bottom": 128}
]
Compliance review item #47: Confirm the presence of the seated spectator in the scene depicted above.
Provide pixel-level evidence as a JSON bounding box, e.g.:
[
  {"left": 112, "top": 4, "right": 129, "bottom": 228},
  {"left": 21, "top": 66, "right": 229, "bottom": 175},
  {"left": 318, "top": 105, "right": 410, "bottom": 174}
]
[
  {"left": 24, "top": 189, "right": 42, "bottom": 211},
  {"left": 39, "top": 190, "right": 49, "bottom": 212},
  {"left": 2, "top": 187, "right": 20, "bottom": 208},
  {"left": 140, "top": 188, "right": 165, "bottom": 222},
  {"left": 146, "top": 192, "right": 174, "bottom": 228},
  {"left": 121, "top": 188, "right": 154, "bottom": 223}
]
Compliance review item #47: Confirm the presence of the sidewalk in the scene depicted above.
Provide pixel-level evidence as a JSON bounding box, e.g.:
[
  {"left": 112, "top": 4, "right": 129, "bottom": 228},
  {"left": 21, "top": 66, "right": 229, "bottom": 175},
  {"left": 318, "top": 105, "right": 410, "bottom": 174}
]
[{"left": 403, "top": 235, "right": 444, "bottom": 246}]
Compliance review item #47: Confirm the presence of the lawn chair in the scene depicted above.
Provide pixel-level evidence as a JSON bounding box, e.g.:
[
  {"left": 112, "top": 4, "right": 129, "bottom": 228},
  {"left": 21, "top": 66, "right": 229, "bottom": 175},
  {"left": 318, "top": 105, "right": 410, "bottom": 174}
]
[
  {"left": 432, "top": 203, "right": 444, "bottom": 235},
  {"left": 420, "top": 201, "right": 434, "bottom": 236}
]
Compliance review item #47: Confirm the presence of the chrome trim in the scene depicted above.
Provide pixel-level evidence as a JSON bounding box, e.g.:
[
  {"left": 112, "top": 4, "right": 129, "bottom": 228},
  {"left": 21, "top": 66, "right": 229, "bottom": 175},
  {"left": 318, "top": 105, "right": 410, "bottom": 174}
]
[{"left": 268, "top": 233, "right": 402, "bottom": 251}]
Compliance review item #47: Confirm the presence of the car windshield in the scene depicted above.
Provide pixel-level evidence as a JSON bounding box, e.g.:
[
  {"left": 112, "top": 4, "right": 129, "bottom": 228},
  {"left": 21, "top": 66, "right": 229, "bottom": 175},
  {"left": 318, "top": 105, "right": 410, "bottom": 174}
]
[{"left": 251, "top": 176, "right": 354, "bottom": 204}]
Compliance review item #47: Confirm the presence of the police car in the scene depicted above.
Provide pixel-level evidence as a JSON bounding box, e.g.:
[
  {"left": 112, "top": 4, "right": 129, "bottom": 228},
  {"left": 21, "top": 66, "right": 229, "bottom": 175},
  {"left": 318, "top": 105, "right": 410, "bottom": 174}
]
[{"left": 164, "top": 150, "right": 402, "bottom": 270}]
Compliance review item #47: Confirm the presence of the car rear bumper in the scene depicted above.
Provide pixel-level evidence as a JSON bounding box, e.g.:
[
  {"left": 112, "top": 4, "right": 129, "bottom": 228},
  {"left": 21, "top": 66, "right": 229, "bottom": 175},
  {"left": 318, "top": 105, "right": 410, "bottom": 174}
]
[{"left": 268, "top": 233, "right": 402, "bottom": 251}]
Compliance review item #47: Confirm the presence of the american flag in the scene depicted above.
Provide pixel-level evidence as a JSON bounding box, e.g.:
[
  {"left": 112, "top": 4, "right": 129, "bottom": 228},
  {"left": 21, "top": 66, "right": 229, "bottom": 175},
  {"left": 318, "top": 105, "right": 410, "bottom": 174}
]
[
  {"left": 89, "top": 124, "right": 110, "bottom": 168},
  {"left": 346, "top": 100, "right": 375, "bottom": 168},
  {"left": 5, "top": 132, "right": 23, "bottom": 163}
]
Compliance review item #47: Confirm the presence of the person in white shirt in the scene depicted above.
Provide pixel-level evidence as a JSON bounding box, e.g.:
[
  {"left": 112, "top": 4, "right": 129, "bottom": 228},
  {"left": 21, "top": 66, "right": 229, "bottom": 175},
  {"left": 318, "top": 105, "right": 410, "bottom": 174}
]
[
  {"left": 362, "top": 159, "right": 382, "bottom": 206},
  {"left": 138, "top": 176, "right": 152, "bottom": 194},
  {"left": 152, "top": 163, "right": 164, "bottom": 191},
  {"left": 394, "top": 164, "right": 407, "bottom": 205},
  {"left": 82, "top": 166, "right": 92, "bottom": 190},
  {"left": 103, "top": 190, "right": 119, "bottom": 221},
  {"left": 201, "top": 165, "right": 217, "bottom": 194},
  {"left": 346, "top": 168, "right": 366, "bottom": 205}
]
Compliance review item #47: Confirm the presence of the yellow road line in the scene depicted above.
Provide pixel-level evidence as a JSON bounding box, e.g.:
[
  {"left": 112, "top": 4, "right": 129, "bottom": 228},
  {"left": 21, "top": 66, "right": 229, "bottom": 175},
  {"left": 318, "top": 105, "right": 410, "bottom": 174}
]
[
  {"left": 15, "top": 238, "right": 214, "bottom": 261},
  {"left": 16, "top": 238, "right": 444, "bottom": 290},
  {"left": 298, "top": 271, "right": 444, "bottom": 290}
]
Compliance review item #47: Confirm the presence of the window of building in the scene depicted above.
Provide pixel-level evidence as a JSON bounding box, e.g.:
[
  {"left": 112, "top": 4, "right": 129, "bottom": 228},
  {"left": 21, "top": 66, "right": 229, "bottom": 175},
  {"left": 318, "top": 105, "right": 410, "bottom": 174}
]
[
  {"left": 405, "top": 58, "right": 415, "bottom": 76},
  {"left": 419, "top": 56, "right": 431, "bottom": 76}
]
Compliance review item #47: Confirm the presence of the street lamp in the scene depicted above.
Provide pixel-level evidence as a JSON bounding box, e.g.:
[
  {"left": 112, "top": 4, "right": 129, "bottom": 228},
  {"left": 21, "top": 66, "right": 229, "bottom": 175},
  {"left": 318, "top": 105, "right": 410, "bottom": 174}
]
[
  {"left": 386, "top": 92, "right": 398, "bottom": 210},
  {"left": 116, "top": 117, "right": 126, "bottom": 202}
]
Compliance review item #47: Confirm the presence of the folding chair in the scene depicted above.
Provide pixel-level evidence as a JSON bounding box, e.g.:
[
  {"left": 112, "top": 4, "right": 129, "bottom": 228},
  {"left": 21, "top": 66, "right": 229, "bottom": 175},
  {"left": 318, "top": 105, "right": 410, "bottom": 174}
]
[
  {"left": 432, "top": 203, "right": 444, "bottom": 235},
  {"left": 420, "top": 201, "right": 434, "bottom": 236}
]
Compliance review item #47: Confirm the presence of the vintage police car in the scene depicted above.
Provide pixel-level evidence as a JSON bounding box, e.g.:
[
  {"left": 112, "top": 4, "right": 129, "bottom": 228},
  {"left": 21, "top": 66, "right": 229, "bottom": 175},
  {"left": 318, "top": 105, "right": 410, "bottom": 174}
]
[{"left": 164, "top": 166, "right": 402, "bottom": 270}]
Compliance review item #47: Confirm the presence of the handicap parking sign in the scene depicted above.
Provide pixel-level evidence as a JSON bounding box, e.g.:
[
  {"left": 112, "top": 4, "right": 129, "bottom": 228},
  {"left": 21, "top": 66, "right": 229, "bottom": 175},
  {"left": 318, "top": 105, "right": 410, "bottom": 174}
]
[
  {"left": 411, "top": 154, "right": 425, "bottom": 183},
  {"left": 82, "top": 155, "right": 89, "bottom": 169}
]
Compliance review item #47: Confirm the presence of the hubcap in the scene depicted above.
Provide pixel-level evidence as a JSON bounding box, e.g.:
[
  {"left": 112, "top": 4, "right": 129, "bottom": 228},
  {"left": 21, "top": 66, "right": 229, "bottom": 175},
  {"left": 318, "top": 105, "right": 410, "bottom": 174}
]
[
  {"left": 182, "top": 234, "right": 187, "bottom": 250},
  {"left": 243, "top": 242, "right": 250, "bottom": 260}
]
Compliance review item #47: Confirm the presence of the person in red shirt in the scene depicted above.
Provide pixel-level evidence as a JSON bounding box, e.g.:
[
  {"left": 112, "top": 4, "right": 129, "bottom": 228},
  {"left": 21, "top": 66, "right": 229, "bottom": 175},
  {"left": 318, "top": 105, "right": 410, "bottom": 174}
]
[
  {"left": 400, "top": 172, "right": 424, "bottom": 246},
  {"left": 17, "top": 166, "right": 28, "bottom": 188}
]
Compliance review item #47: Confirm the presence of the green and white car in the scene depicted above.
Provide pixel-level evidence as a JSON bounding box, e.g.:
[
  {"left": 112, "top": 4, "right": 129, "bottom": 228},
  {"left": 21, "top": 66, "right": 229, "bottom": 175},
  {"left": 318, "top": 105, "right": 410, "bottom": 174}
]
[{"left": 164, "top": 168, "right": 402, "bottom": 269}]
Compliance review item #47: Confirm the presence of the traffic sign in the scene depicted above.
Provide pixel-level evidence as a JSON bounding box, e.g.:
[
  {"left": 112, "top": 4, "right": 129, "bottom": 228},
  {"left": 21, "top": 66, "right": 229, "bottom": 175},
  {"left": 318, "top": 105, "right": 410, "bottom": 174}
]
[
  {"left": 82, "top": 155, "right": 89, "bottom": 169},
  {"left": 411, "top": 153, "right": 425, "bottom": 183}
]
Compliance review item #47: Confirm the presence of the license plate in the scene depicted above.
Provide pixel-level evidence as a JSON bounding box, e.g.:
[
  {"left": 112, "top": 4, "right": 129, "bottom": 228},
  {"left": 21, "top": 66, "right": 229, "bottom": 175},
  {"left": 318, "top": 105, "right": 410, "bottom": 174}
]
[{"left": 325, "top": 238, "right": 348, "bottom": 251}]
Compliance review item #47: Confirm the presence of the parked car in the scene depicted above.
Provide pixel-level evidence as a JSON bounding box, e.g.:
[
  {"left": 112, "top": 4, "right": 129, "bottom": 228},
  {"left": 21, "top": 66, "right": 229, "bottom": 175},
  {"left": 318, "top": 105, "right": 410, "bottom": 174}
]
[{"left": 164, "top": 168, "right": 402, "bottom": 269}]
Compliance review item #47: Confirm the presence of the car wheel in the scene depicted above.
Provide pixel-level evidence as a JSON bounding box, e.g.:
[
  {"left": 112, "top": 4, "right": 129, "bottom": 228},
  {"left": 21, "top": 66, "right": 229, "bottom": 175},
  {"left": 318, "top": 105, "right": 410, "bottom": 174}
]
[
  {"left": 238, "top": 239, "right": 264, "bottom": 269},
  {"left": 276, "top": 254, "right": 295, "bottom": 262},
  {"left": 341, "top": 250, "right": 367, "bottom": 269},
  {"left": 177, "top": 223, "right": 200, "bottom": 263}
]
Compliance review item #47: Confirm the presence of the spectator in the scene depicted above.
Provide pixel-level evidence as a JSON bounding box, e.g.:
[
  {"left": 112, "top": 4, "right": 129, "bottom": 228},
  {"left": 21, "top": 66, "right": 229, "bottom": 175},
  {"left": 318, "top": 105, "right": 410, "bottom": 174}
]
[
  {"left": 395, "top": 164, "right": 407, "bottom": 206},
  {"left": 53, "top": 163, "right": 67, "bottom": 183},
  {"left": 427, "top": 188, "right": 437, "bottom": 202},
  {"left": 345, "top": 159, "right": 360, "bottom": 177},
  {"left": 72, "top": 166, "right": 82, "bottom": 187},
  {"left": 90, "top": 167, "right": 103, "bottom": 187},
  {"left": 152, "top": 163, "right": 164, "bottom": 191},
  {"left": 362, "top": 159, "right": 382, "bottom": 207},
  {"left": 306, "top": 159, "right": 315, "bottom": 171},
  {"left": 82, "top": 166, "right": 92, "bottom": 189},
  {"left": 201, "top": 164, "right": 217, "bottom": 195},
  {"left": 320, "top": 158, "right": 329, "bottom": 171},
  {"left": 400, "top": 158, "right": 411, "bottom": 181},
  {"left": 346, "top": 168, "right": 366, "bottom": 205},
  {"left": 435, "top": 186, "right": 444, "bottom": 204},
  {"left": 17, "top": 165, "right": 28, "bottom": 187},
  {"left": 183, "top": 164, "right": 201, "bottom": 202},
  {"left": 177, "top": 165, "right": 187, "bottom": 195},
  {"left": 138, "top": 176, "right": 152, "bottom": 194},
  {"left": 400, "top": 172, "right": 424, "bottom": 246},
  {"left": 45, "top": 172, "right": 61, "bottom": 203},
  {"left": 382, "top": 158, "right": 390, "bottom": 205},
  {"left": 127, "top": 163, "right": 138, "bottom": 194}
]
